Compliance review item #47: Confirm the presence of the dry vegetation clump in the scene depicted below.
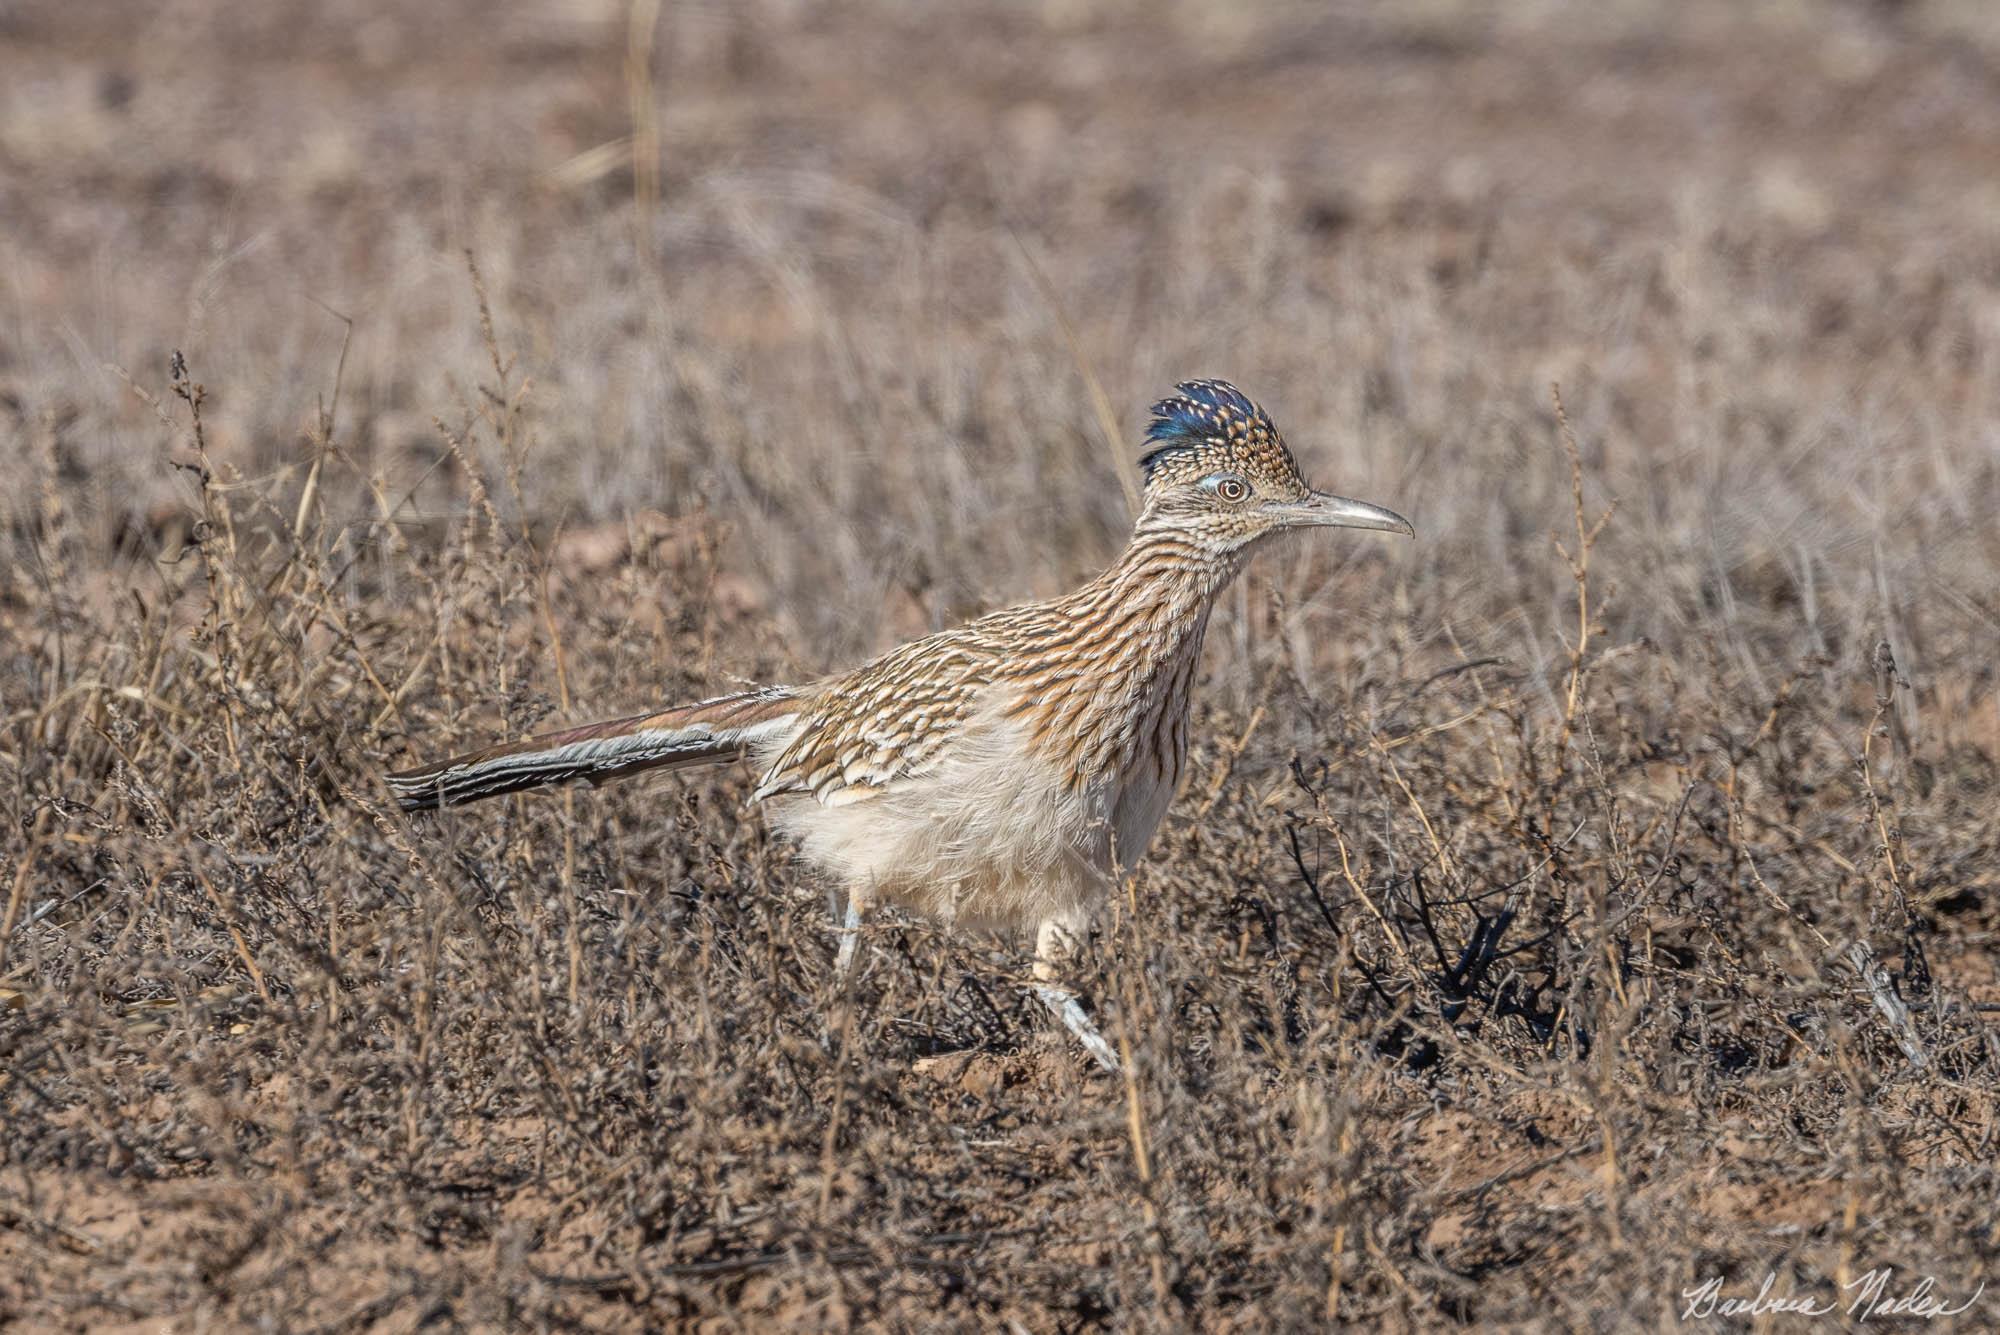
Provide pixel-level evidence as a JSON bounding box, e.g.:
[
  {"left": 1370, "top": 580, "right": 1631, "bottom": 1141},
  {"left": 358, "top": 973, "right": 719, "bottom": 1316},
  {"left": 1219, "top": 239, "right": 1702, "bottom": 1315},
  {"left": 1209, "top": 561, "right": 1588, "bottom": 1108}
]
[{"left": 5, "top": 1, "right": 2000, "bottom": 1328}]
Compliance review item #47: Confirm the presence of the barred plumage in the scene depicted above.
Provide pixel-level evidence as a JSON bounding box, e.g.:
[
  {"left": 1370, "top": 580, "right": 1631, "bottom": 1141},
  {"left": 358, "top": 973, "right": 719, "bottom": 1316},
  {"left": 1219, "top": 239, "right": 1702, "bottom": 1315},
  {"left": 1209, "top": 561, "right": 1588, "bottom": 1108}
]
[
  {"left": 385, "top": 380, "right": 1412, "bottom": 1070},
  {"left": 390, "top": 687, "right": 801, "bottom": 810}
]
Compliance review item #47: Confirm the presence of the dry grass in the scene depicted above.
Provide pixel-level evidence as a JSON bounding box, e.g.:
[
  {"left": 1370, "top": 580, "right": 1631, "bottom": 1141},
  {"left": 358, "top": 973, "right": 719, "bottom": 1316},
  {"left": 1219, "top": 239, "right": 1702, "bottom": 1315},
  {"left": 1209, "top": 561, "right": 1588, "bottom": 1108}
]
[{"left": 5, "top": 1, "right": 2000, "bottom": 1328}]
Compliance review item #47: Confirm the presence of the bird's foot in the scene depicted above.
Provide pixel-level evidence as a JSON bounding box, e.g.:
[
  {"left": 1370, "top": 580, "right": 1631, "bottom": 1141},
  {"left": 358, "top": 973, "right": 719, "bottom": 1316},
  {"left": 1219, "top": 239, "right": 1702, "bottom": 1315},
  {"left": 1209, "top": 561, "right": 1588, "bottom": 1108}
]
[{"left": 1034, "top": 984, "right": 1120, "bottom": 1073}]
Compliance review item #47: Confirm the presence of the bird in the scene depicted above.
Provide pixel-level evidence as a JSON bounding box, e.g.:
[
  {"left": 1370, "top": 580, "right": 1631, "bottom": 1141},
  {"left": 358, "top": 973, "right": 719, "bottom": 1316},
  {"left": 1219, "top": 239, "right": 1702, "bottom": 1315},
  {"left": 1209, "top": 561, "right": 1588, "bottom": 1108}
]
[{"left": 386, "top": 380, "right": 1412, "bottom": 1070}]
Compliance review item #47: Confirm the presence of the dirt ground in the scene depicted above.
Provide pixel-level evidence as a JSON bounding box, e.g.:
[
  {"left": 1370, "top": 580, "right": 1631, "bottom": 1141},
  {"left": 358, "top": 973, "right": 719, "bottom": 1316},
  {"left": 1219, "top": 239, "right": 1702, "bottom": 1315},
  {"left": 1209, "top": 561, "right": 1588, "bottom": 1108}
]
[{"left": 4, "top": 1, "right": 2000, "bottom": 1329}]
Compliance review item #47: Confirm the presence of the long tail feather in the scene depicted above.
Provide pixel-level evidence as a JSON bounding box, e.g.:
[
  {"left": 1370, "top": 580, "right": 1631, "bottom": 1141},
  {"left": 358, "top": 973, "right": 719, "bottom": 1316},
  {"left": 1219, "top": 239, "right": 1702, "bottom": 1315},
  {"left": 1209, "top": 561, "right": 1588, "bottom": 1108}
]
[{"left": 387, "top": 686, "right": 801, "bottom": 812}]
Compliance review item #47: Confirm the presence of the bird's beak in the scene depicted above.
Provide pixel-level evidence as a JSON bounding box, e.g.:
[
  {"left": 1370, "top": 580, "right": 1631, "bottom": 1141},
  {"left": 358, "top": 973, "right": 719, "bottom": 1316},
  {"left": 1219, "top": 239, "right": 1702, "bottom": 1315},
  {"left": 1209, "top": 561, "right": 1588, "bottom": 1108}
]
[{"left": 1272, "top": 490, "right": 1415, "bottom": 537}]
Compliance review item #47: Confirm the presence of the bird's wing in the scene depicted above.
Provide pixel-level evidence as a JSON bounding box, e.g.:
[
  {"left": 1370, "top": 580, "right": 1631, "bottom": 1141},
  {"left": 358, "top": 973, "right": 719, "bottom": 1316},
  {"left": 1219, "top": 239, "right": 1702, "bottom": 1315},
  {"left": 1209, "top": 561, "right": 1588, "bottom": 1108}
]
[{"left": 751, "top": 631, "right": 994, "bottom": 806}]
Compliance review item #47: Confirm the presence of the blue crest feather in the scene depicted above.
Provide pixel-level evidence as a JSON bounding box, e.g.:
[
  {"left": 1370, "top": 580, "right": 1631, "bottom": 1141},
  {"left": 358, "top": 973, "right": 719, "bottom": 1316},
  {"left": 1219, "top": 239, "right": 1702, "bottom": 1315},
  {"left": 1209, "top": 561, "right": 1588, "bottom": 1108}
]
[{"left": 1140, "top": 379, "right": 1268, "bottom": 477}]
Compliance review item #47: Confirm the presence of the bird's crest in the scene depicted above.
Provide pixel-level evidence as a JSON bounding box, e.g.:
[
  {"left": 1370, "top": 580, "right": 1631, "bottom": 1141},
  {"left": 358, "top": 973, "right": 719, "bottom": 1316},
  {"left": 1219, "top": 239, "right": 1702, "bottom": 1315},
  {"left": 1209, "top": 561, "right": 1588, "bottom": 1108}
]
[{"left": 1139, "top": 379, "right": 1300, "bottom": 486}]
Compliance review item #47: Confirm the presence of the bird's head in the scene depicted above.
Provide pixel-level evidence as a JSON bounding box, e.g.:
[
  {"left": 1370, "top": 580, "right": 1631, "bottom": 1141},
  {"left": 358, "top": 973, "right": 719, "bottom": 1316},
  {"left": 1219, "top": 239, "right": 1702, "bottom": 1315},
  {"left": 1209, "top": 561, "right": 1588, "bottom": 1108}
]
[{"left": 1135, "top": 379, "right": 1413, "bottom": 555}]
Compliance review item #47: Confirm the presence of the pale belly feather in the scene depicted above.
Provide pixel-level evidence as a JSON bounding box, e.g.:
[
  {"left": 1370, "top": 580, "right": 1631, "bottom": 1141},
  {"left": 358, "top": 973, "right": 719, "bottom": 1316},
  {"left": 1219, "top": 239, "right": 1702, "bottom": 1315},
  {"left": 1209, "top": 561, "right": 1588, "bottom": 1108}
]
[{"left": 761, "top": 706, "right": 1117, "bottom": 936}]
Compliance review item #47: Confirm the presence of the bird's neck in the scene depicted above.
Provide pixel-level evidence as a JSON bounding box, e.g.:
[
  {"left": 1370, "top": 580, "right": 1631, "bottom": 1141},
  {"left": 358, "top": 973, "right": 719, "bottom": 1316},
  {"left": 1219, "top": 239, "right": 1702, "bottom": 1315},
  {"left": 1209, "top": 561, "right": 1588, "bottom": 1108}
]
[
  {"left": 1005, "top": 528, "right": 1246, "bottom": 783},
  {"left": 1082, "top": 526, "right": 1245, "bottom": 628}
]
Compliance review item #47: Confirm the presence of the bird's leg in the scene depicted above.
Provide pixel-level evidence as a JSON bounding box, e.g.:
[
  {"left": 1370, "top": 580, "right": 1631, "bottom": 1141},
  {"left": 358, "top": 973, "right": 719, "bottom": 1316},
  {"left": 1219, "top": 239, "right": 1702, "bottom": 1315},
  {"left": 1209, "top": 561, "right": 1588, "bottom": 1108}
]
[
  {"left": 1033, "top": 915, "right": 1120, "bottom": 1073},
  {"left": 834, "top": 894, "right": 867, "bottom": 982}
]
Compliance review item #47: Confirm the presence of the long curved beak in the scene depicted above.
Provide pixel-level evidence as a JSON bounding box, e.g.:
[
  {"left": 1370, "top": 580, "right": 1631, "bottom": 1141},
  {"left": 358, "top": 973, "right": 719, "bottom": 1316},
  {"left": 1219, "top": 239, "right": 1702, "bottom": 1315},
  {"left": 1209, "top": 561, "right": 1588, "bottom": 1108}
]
[{"left": 1273, "top": 490, "right": 1415, "bottom": 537}]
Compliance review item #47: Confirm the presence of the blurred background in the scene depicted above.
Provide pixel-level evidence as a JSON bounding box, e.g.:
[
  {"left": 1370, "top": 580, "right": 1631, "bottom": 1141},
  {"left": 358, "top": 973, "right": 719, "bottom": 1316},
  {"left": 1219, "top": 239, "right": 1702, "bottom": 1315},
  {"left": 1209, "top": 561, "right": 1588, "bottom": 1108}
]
[
  {"left": 7, "top": 0, "right": 1998, "bottom": 687},
  {"left": 5, "top": 2, "right": 2000, "bottom": 1327}
]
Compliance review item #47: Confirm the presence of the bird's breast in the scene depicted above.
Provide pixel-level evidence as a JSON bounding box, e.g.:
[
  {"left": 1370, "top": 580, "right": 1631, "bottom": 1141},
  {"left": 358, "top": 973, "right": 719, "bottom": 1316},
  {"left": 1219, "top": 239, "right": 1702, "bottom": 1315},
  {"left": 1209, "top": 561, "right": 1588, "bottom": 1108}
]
[{"left": 1107, "top": 640, "right": 1199, "bottom": 866}]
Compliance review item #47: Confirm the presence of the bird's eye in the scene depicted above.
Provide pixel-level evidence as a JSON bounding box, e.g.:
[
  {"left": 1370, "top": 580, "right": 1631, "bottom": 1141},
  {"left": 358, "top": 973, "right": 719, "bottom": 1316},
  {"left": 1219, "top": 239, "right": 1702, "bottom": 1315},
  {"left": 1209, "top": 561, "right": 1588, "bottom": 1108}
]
[{"left": 1211, "top": 476, "right": 1250, "bottom": 503}]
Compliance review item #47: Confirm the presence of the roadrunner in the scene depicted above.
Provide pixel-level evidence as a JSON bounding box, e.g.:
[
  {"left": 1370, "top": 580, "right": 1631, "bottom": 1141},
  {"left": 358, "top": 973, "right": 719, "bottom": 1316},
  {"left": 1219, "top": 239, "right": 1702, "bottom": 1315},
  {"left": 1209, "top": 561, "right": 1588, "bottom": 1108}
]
[{"left": 388, "top": 380, "right": 1411, "bottom": 1069}]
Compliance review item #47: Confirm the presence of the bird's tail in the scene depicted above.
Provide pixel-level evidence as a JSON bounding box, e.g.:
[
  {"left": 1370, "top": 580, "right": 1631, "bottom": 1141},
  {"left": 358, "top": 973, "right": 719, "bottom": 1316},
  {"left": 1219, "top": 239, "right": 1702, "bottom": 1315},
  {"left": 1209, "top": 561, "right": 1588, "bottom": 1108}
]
[{"left": 386, "top": 686, "right": 802, "bottom": 813}]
